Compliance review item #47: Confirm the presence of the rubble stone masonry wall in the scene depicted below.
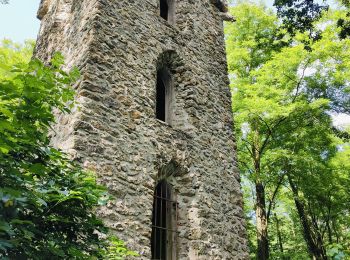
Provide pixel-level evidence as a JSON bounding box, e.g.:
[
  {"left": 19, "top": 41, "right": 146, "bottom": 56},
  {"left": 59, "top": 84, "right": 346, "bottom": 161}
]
[{"left": 35, "top": 0, "right": 249, "bottom": 259}]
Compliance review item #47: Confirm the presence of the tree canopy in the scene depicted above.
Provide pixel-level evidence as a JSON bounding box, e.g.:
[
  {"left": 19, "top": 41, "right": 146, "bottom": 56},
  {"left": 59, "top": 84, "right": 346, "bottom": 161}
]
[{"left": 226, "top": 2, "right": 350, "bottom": 259}]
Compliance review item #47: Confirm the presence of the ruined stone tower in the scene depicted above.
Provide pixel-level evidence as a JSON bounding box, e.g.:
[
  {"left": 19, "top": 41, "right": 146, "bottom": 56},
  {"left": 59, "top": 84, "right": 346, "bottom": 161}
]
[{"left": 35, "top": 0, "right": 248, "bottom": 259}]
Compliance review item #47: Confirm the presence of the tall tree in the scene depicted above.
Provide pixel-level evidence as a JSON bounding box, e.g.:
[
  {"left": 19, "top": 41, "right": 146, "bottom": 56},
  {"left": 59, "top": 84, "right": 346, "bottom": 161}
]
[
  {"left": 226, "top": 3, "right": 289, "bottom": 258},
  {"left": 227, "top": 3, "right": 350, "bottom": 259}
]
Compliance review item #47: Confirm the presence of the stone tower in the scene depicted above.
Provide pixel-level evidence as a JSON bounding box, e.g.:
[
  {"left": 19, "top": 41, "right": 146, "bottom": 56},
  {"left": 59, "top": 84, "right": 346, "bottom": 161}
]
[{"left": 35, "top": 0, "right": 248, "bottom": 259}]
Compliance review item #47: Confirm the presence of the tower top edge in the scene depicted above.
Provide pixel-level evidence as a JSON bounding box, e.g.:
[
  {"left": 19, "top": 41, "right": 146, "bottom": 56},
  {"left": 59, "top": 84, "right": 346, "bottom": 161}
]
[{"left": 37, "top": 0, "right": 235, "bottom": 22}]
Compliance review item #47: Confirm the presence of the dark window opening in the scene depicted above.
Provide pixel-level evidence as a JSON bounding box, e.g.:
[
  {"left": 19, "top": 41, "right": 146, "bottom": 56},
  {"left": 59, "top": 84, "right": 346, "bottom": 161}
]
[
  {"left": 156, "top": 70, "right": 166, "bottom": 122},
  {"left": 213, "top": 0, "right": 226, "bottom": 12},
  {"left": 160, "top": 0, "right": 169, "bottom": 21},
  {"left": 159, "top": 0, "right": 175, "bottom": 23},
  {"left": 156, "top": 68, "right": 173, "bottom": 124},
  {"left": 151, "top": 180, "right": 177, "bottom": 260}
]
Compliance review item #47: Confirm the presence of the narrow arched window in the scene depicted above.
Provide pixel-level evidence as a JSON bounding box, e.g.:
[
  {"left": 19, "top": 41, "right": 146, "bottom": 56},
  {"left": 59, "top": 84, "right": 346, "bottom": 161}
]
[
  {"left": 151, "top": 180, "right": 177, "bottom": 260},
  {"left": 159, "top": 0, "right": 175, "bottom": 23},
  {"left": 160, "top": 0, "right": 169, "bottom": 20},
  {"left": 156, "top": 68, "right": 173, "bottom": 124}
]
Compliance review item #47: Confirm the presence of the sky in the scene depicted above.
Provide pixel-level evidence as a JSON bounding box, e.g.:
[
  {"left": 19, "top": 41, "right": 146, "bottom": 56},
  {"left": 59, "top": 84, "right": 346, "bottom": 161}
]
[
  {"left": 0, "top": 0, "right": 41, "bottom": 42},
  {"left": 0, "top": 0, "right": 278, "bottom": 43},
  {"left": 0, "top": 0, "right": 349, "bottom": 127},
  {"left": 0, "top": 0, "right": 337, "bottom": 42}
]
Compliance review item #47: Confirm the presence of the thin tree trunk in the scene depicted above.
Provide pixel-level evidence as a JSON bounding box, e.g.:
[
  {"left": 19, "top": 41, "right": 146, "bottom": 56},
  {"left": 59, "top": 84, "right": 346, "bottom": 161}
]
[
  {"left": 256, "top": 180, "right": 269, "bottom": 260},
  {"left": 267, "top": 175, "right": 284, "bottom": 222},
  {"left": 252, "top": 127, "right": 269, "bottom": 259},
  {"left": 327, "top": 220, "right": 333, "bottom": 244},
  {"left": 332, "top": 220, "right": 340, "bottom": 243},
  {"left": 275, "top": 213, "right": 284, "bottom": 254},
  {"left": 288, "top": 175, "right": 327, "bottom": 260},
  {"left": 326, "top": 205, "right": 333, "bottom": 244}
]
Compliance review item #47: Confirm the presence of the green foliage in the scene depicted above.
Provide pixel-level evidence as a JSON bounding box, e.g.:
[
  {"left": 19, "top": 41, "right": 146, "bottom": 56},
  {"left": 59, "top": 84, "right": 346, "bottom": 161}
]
[
  {"left": 0, "top": 40, "right": 134, "bottom": 259},
  {"left": 101, "top": 236, "right": 139, "bottom": 260},
  {"left": 268, "top": 192, "right": 309, "bottom": 259},
  {"left": 0, "top": 39, "right": 34, "bottom": 78},
  {"left": 337, "top": 0, "right": 350, "bottom": 39},
  {"left": 0, "top": 40, "right": 104, "bottom": 258},
  {"left": 274, "top": 0, "right": 329, "bottom": 40},
  {"left": 327, "top": 243, "right": 349, "bottom": 260},
  {"left": 226, "top": 3, "right": 350, "bottom": 259},
  {"left": 273, "top": 0, "right": 350, "bottom": 40},
  {"left": 226, "top": 1, "right": 282, "bottom": 76}
]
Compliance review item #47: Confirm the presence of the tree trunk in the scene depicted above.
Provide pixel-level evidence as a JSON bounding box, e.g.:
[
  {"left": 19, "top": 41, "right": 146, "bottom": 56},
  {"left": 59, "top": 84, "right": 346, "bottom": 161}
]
[
  {"left": 256, "top": 181, "right": 269, "bottom": 260},
  {"left": 326, "top": 218, "right": 333, "bottom": 244},
  {"left": 327, "top": 223, "right": 333, "bottom": 244},
  {"left": 288, "top": 175, "right": 328, "bottom": 260},
  {"left": 252, "top": 128, "right": 269, "bottom": 259},
  {"left": 274, "top": 213, "right": 284, "bottom": 254}
]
